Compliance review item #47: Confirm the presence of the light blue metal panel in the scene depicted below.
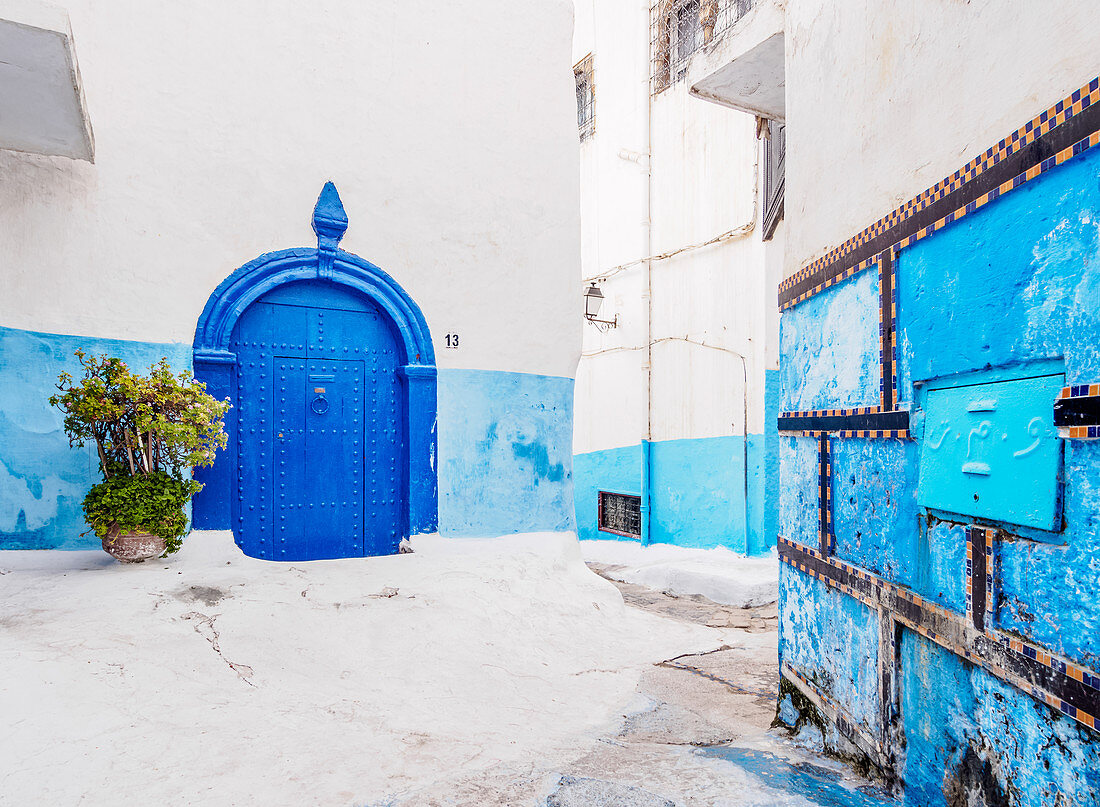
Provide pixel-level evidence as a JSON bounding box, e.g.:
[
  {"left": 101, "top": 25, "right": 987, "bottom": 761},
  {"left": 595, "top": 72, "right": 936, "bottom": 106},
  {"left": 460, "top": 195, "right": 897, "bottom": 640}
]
[{"left": 917, "top": 373, "right": 1064, "bottom": 530}]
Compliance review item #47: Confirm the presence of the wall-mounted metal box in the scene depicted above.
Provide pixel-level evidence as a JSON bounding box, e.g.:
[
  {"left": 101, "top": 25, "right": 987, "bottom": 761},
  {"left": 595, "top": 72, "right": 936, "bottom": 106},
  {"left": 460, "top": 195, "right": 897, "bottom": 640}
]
[{"left": 917, "top": 371, "right": 1063, "bottom": 531}]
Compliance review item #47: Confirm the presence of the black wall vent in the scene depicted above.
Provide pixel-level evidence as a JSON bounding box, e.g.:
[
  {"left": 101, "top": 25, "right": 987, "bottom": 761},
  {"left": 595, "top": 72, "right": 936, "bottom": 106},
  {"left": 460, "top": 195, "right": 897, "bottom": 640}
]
[{"left": 598, "top": 491, "right": 642, "bottom": 539}]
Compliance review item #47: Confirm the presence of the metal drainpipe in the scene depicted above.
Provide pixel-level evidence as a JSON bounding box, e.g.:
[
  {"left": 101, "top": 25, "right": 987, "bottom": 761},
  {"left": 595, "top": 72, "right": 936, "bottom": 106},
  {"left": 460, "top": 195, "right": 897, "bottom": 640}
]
[{"left": 640, "top": 20, "right": 654, "bottom": 548}]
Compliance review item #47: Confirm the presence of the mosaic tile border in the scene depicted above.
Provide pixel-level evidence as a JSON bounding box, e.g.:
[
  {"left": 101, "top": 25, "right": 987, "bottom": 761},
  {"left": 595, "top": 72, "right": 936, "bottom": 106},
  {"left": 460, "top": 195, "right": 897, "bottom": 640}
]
[
  {"left": 818, "top": 434, "right": 834, "bottom": 555},
  {"left": 777, "top": 408, "right": 909, "bottom": 437},
  {"left": 779, "top": 77, "right": 1100, "bottom": 310},
  {"left": 778, "top": 536, "right": 1100, "bottom": 733},
  {"left": 780, "top": 407, "right": 883, "bottom": 418},
  {"left": 781, "top": 254, "right": 880, "bottom": 310},
  {"left": 965, "top": 526, "right": 993, "bottom": 631},
  {"left": 879, "top": 249, "right": 899, "bottom": 410},
  {"left": 788, "top": 429, "right": 911, "bottom": 439},
  {"left": 1054, "top": 384, "right": 1100, "bottom": 439},
  {"left": 1061, "top": 384, "right": 1100, "bottom": 399}
]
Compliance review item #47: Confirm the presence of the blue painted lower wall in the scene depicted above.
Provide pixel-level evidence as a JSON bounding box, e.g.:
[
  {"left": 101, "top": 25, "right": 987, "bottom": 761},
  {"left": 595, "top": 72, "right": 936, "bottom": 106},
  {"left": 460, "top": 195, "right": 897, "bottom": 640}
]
[
  {"left": 0, "top": 326, "right": 577, "bottom": 549},
  {"left": 574, "top": 407, "right": 778, "bottom": 555},
  {"left": 435, "top": 368, "right": 576, "bottom": 537},
  {"left": 0, "top": 326, "right": 193, "bottom": 550}
]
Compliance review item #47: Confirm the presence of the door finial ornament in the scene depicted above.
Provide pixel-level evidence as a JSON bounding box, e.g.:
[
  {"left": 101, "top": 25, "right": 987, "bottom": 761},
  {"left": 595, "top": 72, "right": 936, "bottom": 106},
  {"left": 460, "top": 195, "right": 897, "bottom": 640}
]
[{"left": 312, "top": 181, "right": 349, "bottom": 280}]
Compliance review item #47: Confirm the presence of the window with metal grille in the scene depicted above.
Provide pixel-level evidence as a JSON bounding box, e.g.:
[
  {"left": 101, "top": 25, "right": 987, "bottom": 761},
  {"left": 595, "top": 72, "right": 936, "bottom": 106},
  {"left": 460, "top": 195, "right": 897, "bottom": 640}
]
[
  {"left": 575, "top": 55, "right": 595, "bottom": 142},
  {"left": 652, "top": 0, "right": 703, "bottom": 93},
  {"left": 598, "top": 491, "right": 642, "bottom": 538},
  {"left": 672, "top": 0, "right": 703, "bottom": 67},
  {"left": 714, "top": 0, "right": 754, "bottom": 37},
  {"left": 762, "top": 118, "right": 785, "bottom": 240}
]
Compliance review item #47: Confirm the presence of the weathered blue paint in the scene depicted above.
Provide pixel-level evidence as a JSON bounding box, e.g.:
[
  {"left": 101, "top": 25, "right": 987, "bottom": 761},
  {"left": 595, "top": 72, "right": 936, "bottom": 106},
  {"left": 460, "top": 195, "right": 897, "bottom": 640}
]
[
  {"left": 781, "top": 113, "right": 1100, "bottom": 800},
  {"left": 758, "top": 367, "right": 782, "bottom": 554},
  {"left": 831, "top": 437, "right": 920, "bottom": 589},
  {"left": 0, "top": 325, "right": 191, "bottom": 549},
  {"left": 779, "top": 435, "right": 820, "bottom": 548},
  {"left": 573, "top": 432, "right": 775, "bottom": 554},
  {"left": 998, "top": 437, "right": 1100, "bottom": 668},
  {"left": 897, "top": 148, "right": 1100, "bottom": 666},
  {"left": 917, "top": 370, "right": 1064, "bottom": 532},
  {"left": 914, "top": 520, "right": 968, "bottom": 614},
  {"left": 436, "top": 369, "right": 575, "bottom": 536},
  {"left": 696, "top": 745, "right": 895, "bottom": 806},
  {"left": 901, "top": 631, "right": 1100, "bottom": 807},
  {"left": 780, "top": 269, "right": 881, "bottom": 412},
  {"left": 779, "top": 564, "right": 882, "bottom": 734},
  {"left": 192, "top": 183, "right": 438, "bottom": 553},
  {"left": 897, "top": 144, "right": 1100, "bottom": 401}
]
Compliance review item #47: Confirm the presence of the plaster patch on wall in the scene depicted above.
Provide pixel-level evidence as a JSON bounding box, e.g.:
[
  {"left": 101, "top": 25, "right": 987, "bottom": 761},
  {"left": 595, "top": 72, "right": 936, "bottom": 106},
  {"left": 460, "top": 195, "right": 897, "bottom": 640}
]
[
  {"left": 780, "top": 269, "right": 880, "bottom": 412},
  {"left": 1019, "top": 210, "right": 1098, "bottom": 354}
]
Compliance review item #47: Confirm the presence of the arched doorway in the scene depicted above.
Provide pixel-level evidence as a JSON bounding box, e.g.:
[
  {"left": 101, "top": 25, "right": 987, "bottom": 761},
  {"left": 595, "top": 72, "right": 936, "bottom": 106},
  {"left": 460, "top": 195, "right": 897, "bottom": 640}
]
[{"left": 191, "top": 183, "right": 437, "bottom": 559}]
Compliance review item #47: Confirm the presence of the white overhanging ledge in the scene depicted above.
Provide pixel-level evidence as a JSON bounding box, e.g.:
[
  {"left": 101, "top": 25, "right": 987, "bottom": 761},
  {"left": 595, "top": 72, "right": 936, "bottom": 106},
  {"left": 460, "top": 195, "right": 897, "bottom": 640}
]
[
  {"left": 0, "top": 0, "right": 93, "bottom": 161},
  {"left": 690, "top": 31, "right": 785, "bottom": 121}
]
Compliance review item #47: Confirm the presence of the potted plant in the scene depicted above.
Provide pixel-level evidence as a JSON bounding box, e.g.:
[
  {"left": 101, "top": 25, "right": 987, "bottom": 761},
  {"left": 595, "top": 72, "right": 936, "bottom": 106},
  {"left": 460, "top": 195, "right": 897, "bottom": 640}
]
[{"left": 50, "top": 351, "right": 230, "bottom": 563}]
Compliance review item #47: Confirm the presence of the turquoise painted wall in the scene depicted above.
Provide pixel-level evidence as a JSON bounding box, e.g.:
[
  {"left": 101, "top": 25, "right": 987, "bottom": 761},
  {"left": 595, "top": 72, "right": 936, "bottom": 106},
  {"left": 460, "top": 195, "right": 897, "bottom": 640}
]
[
  {"left": 576, "top": 367, "right": 783, "bottom": 554},
  {"left": 436, "top": 368, "right": 576, "bottom": 536},
  {"left": 575, "top": 435, "right": 769, "bottom": 552},
  {"left": 573, "top": 368, "right": 780, "bottom": 555},
  {"left": 779, "top": 128, "right": 1100, "bottom": 800},
  {"left": 0, "top": 328, "right": 577, "bottom": 549},
  {"left": 0, "top": 326, "right": 193, "bottom": 549},
  {"left": 573, "top": 443, "right": 642, "bottom": 542}
]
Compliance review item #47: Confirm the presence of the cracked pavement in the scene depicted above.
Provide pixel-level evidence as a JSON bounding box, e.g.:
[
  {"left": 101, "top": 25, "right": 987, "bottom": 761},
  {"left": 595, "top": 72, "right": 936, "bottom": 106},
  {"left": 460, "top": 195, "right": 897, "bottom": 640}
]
[{"left": 0, "top": 533, "right": 889, "bottom": 806}]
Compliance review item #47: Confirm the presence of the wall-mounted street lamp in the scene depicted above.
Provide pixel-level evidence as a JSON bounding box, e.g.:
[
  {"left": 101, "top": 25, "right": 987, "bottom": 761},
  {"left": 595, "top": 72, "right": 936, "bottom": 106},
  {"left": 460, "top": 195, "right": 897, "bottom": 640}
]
[{"left": 584, "top": 282, "right": 618, "bottom": 330}]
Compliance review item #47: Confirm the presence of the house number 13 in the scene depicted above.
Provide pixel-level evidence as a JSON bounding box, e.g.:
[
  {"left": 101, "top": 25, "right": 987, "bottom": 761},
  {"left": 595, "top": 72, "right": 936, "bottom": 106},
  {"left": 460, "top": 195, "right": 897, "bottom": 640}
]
[{"left": 445, "top": 333, "right": 460, "bottom": 349}]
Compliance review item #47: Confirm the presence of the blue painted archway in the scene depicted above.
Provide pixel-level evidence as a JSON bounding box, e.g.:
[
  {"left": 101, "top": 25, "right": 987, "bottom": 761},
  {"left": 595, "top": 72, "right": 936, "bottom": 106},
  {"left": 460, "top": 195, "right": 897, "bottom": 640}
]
[{"left": 192, "top": 183, "right": 437, "bottom": 558}]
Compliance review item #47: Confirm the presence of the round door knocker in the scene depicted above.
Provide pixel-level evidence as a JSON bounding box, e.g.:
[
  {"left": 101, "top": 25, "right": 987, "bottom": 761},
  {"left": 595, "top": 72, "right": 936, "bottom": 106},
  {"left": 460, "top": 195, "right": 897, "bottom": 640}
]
[{"left": 311, "top": 395, "right": 330, "bottom": 415}]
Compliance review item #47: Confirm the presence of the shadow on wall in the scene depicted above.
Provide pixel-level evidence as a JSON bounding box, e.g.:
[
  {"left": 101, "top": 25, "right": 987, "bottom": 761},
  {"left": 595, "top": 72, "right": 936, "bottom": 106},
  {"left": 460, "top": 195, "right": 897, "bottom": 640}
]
[{"left": 0, "top": 326, "right": 192, "bottom": 549}]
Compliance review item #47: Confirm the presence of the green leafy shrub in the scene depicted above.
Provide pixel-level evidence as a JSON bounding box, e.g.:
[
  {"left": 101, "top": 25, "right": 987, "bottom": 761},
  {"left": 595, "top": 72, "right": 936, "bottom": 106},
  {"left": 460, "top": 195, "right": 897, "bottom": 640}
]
[{"left": 50, "top": 351, "right": 230, "bottom": 554}]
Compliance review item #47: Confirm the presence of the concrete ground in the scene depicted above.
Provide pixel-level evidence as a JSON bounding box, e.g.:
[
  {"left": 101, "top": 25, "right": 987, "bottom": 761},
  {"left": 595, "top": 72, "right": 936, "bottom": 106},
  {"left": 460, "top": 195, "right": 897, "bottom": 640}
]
[
  {"left": 0, "top": 533, "right": 891, "bottom": 806},
  {"left": 391, "top": 569, "right": 893, "bottom": 807}
]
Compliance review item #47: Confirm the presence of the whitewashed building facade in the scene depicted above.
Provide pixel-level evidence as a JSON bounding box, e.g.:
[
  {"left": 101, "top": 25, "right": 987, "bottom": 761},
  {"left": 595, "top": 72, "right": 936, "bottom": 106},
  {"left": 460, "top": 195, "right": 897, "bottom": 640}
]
[
  {"left": 572, "top": 0, "right": 783, "bottom": 554},
  {"left": 0, "top": 0, "right": 581, "bottom": 556}
]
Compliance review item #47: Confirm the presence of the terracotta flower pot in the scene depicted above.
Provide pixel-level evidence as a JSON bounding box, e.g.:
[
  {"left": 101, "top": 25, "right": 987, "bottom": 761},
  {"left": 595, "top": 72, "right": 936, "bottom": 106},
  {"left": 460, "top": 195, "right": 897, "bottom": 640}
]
[{"left": 101, "top": 529, "right": 166, "bottom": 563}]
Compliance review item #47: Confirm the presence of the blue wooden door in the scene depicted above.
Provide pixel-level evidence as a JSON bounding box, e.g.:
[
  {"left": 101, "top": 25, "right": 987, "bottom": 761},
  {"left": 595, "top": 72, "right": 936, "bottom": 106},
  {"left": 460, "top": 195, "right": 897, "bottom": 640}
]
[{"left": 230, "top": 281, "right": 404, "bottom": 560}]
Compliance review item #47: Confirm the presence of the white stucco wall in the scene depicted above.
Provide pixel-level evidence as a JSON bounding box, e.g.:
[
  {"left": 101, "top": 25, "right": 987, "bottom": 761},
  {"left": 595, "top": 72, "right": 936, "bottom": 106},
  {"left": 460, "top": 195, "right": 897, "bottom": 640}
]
[
  {"left": 573, "top": 0, "right": 778, "bottom": 455},
  {"left": 784, "top": 0, "right": 1100, "bottom": 277},
  {"left": 0, "top": 0, "right": 580, "bottom": 379}
]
